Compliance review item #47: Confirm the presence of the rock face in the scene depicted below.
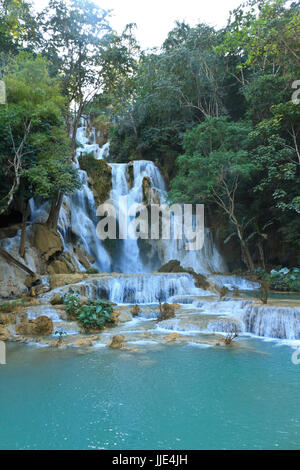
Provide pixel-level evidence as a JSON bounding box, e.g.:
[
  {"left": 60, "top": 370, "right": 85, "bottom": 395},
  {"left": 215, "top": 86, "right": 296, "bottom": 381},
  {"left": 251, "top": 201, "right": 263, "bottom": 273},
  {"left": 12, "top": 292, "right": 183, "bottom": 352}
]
[
  {"left": 79, "top": 155, "right": 112, "bottom": 205},
  {"left": 15, "top": 316, "right": 53, "bottom": 335},
  {"left": 142, "top": 176, "right": 151, "bottom": 205},
  {"left": 33, "top": 224, "right": 63, "bottom": 262},
  {"left": 108, "top": 335, "right": 125, "bottom": 349},
  {"left": 49, "top": 273, "right": 85, "bottom": 290}
]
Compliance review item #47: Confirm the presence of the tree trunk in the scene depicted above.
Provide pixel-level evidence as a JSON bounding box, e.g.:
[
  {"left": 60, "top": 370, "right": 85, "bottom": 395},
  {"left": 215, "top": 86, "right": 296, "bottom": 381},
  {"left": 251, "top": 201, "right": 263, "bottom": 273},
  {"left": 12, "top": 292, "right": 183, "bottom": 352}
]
[
  {"left": 234, "top": 221, "right": 255, "bottom": 272},
  {"left": 257, "top": 239, "right": 266, "bottom": 270},
  {"left": 47, "top": 192, "right": 63, "bottom": 230},
  {"left": 19, "top": 199, "right": 30, "bottom": 259},
  {"left": 241, "top": 239, "right": 255, "bottom": 272}
]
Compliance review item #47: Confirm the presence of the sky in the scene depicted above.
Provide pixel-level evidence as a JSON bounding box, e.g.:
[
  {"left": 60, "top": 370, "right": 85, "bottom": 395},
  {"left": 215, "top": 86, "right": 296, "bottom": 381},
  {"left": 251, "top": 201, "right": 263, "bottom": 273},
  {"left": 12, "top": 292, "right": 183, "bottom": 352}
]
[{"left": 33, "top": 0, "right": 243, "bottom": 49}]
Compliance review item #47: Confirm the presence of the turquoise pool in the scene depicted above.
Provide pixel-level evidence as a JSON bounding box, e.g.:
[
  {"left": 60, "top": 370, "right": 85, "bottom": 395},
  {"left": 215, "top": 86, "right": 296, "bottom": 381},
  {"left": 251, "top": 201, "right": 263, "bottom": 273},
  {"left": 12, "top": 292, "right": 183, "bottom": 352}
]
[{"left": 0, "top": 339, "right": 299, "bottom": 450}]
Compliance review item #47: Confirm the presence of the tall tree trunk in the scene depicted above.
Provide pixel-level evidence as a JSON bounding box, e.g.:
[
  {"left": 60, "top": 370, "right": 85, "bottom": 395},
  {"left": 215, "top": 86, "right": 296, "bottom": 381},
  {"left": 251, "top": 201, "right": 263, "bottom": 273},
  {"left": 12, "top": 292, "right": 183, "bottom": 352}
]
[
  {"left": 47, "top": 192, "right": 63, "bottom": 230},
  {"left": 240, "top": 239, "right": 255, "bottom": 272},
  {"left": 234, "top": 221, "right": 255, "bottom": 272},
  {"left": 257, "top": 239, "right": 266, "bottom": 270},
  {"left": 19, "top": 199, "right": 30, "bottom": 259}
]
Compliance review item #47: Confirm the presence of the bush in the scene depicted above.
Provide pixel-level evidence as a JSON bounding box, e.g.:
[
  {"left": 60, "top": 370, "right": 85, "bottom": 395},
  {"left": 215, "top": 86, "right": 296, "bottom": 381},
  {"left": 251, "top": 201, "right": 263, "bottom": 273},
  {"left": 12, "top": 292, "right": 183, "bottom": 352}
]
[
  {"left": 254, "top": 267, "right": 300, "bottom": 292},
  {"left": 63, "top": 290, "right": 114, "bottom": 331}
]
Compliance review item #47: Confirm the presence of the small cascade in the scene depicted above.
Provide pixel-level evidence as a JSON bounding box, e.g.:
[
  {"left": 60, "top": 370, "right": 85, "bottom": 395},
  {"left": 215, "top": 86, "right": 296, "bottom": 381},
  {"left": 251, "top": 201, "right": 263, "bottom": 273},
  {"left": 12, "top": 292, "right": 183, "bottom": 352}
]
[
  {"left": 201, "top": 298, "right": 300, "bottom": 341},
  {"left": 44, "top": 273, "right": 205, "bottom": 304},
  {"left": 207, "top": 275, "right": 259, "bottom": 291},
  {"left": 241, "top": 304, "right": 300, "bottom": 340}
]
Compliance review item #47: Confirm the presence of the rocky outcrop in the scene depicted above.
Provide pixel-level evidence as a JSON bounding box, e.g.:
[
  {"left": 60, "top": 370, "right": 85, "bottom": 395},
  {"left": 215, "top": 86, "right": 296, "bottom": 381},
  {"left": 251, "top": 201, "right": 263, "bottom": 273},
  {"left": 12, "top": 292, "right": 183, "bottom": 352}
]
[
  {"left": 142, "top": 176, "right": 151, "bottom": 205},
  {"left": 79, "top": 155, "right": 112, "bottom": 205},
  {"left": 157, "top": 260, "right": 210, "bottom": 290},
  {"left": 130, "top": 305, "right": 140, "bottom": 317},
  {"left": 108, "top": 334, "right": 125, "bottom": 349},
  {"left": 15, "top": 316, "right": 53, "bottom": 335},
  {"left": 49, "top": 273, "right": 85, "bottom": 290},
  {"left": 33, "top": 224, "right": 63, "bottom": 262},
  {"left": 0, "top": 326, "right": 12, "bottom": 341},
  {"left": 50, "top": 294, "right": 64, "bottom": 305}
]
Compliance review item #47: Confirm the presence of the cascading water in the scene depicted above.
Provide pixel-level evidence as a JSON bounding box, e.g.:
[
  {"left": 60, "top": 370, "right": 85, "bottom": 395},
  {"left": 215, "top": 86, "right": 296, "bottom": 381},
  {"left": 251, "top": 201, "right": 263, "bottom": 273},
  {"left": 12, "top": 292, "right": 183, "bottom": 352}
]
[{"left": 29, "top": 118, "right": 226, "bottom": 275}]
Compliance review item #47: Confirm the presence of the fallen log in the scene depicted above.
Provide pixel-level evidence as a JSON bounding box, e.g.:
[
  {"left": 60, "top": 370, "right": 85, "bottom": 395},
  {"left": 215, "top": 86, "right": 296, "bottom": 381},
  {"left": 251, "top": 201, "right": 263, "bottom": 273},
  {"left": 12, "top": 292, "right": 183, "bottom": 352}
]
[{"left": 0, "top": 246, "right": 36, "bottom": 277}]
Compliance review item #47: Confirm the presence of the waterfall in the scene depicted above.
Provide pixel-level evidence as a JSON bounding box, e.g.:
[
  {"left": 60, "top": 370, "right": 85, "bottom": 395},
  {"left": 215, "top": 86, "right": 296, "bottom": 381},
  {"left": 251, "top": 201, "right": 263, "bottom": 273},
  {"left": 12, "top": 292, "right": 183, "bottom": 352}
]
[
  {"left": 204, "top": 298, "right": 300, "bottom": 341},
  {"left": 106, "top": 159, "right": 226, "bottom": 274},
  {"left": 29, "top": 119, "right": 226, "bottom": 275},
  {"left": 241, "top": 304, "right": 300, "bottom": 340},
  {"left": 44, "top": 273, "right": 204, "bottom": 304}
]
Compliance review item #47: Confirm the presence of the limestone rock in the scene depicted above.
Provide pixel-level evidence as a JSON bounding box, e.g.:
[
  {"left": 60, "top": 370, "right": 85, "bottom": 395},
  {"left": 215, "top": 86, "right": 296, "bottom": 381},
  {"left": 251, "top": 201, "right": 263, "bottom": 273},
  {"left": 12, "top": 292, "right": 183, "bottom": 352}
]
[
  {"left": 74, "top": 336, "right": 98, "bottom": 347},
  {"left": 50, "top": 293, "right": 64, "bottom": 305},
  {"left": 15, "top": 316, "right": 53, "bottom": 335},
  {"left": 49, "top": 273, "right": 85, "bottom": 290},
  {"left": 33, "top": 224, "right": 63, "bottom": 262},
  {"left": 165, "top": 332, "right": 180, "bottom": 342},
  {"left": 0, "top": 312, "right": 17, "bottom": 325},
  {"left": 47, "top": 258, "right": 74, "bottom": 275},
  {"left": 108, "top": 335, "right": 125, "bottom": 349},
  {"left": 157, "top": 259, "right": 210, "bottom": 290},
  {"left": 130, "top": 305, "right": 140, "bottom": 317},
  {"left": 0, "top": 326, "right": 12, "bottom": 341},
  {"left": 78, "top": 156, "right": 112, "bottom": 206}
]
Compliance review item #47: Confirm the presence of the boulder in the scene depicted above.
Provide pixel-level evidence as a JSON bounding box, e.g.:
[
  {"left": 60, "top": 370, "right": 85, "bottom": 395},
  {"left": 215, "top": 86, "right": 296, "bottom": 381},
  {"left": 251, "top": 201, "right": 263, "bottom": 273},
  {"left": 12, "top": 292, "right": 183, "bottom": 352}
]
[
  {"left": 110, "top": 308, "right": 120, "bottom": 325},
  {"left": 0, "top": 326, "right": 12, "bottom": 341},
  {"left": 165, "top": 332, "right": 180, "bottom": 342},
  {"left": 49, "top": 273, "right": 85, "bottom": 290},
  {"left": 47, "top": 258, "right": 74, "bottom": 275},
  {"left": 33, "top": 224, "right": 63, "bottom": 262},
  {"left": 0, "top": 312, "right": 17, "bottom": 325},
  {"left": 157, "top": 260, "right": 210, "bottom": 290},
  {"left": 73, "top": 336, "right": 98, "bottom": 347},
  {"left": 15, "top": 316, "right": 53, "bottom": 335},
  {"left": 50, "top": 293, "right": 64, "bottom": 305},
  {"left": 118, "top": 311, "right": 132, "bottom": 323},
  {"left": 108, "top": 335, "right": 125, "bottom": 349},
  {"left": 130, "top": 305, "right": 140, "bottom": 317}
]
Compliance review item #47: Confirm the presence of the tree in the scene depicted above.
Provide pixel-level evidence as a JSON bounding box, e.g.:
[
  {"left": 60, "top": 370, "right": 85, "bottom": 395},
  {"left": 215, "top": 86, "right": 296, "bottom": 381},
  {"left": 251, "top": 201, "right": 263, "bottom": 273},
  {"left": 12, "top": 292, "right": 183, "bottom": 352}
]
[
  {"left": 39, "top": 0, "right": 111, "bottom": 156},
  {"left": 169, "top": 117, "right": 256, "bottom": 271},
  {"left": 0, "top": 52, "right": 81, "bottom": 256}
]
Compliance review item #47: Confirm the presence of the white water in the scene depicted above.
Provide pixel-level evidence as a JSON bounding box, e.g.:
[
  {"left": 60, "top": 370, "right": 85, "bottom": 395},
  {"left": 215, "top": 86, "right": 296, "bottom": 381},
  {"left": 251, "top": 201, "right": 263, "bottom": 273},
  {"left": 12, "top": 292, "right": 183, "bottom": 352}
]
[{"left": 44, "top": 273, "right": 206, "bottom": 304}]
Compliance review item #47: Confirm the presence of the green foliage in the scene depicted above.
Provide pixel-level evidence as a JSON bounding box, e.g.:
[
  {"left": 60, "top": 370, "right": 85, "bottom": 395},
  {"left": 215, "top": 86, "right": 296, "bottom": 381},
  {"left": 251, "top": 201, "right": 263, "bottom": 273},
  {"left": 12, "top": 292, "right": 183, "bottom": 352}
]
[
  {"left": 0, "top": 298, "right": 25, "bottom": 312},
  {"left": 63, "top": 290, "right": 114, "bottom": 330},
  {"left": 0, "top": 52, "right": 81, "bottom": 213},
  {"left": 255, "top": 267, "right": 300, "bottom": 291},
  {"left": 85, "top": 268, "right": 99, "bottom": 274}
]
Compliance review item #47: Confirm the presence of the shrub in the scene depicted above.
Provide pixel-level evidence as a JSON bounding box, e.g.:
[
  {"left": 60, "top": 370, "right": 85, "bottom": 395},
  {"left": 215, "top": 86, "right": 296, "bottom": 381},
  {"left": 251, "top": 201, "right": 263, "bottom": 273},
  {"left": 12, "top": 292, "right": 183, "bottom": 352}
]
[
  {"left": 63, "top": 291, "right": 114, "bottom": 331},
  {"left": 77, "top": 300, "right": 114, "bottom": 331}
]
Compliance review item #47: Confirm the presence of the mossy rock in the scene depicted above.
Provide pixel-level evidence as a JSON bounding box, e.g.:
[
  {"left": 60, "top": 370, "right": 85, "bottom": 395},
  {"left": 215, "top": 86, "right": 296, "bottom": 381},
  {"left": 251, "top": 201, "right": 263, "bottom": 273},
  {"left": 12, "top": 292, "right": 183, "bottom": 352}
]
[
  {"left": 157, "top": 259, "right": 210, "bottom": 290},
  {"left": 79, "top": 154, "right": 112, "bottom": 205}
]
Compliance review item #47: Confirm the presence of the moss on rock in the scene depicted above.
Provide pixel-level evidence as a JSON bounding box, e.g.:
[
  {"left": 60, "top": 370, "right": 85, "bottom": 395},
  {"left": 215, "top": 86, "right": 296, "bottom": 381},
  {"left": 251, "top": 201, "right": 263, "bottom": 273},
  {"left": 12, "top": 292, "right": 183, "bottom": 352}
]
[{"left": 79, "top": 154, "right": 112, "bottom": 205}]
